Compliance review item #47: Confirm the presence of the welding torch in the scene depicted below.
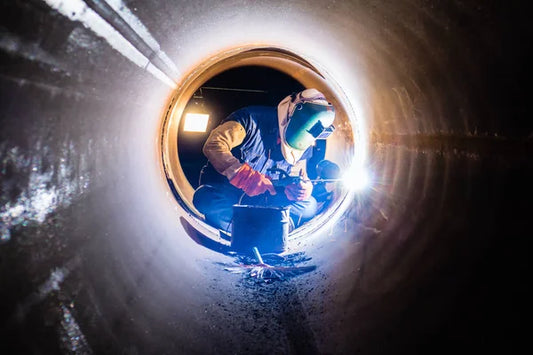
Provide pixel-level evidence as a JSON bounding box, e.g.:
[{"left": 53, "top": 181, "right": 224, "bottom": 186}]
[{"left": 268, "top": 168, "right": 342, "bottom": 188}]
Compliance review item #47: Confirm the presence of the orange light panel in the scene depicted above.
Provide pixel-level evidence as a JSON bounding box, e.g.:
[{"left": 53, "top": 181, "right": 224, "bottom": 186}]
[{"left": 183, "top": 113, "right": 209, "bottom": 132}]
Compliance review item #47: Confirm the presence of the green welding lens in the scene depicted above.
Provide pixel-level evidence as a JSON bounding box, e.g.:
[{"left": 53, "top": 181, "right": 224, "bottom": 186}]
[{"left": 285, "top": 102, "right": 334, "bottom": 150}]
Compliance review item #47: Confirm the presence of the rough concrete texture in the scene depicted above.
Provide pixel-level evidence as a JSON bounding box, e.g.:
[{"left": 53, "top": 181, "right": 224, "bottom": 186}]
[{"left": 1, "top": 1, "right": 531, "bottom": 354}]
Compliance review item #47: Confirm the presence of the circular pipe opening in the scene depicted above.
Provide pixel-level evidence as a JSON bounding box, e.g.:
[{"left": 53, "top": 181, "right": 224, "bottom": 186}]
[{"left": 160, "top": 45, "right": 363, "bottom": 249}]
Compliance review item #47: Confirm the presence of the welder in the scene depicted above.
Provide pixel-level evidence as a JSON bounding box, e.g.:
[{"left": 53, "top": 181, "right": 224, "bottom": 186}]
[{"left": 193, "top": 88, "right": 336, "bottom": 232}]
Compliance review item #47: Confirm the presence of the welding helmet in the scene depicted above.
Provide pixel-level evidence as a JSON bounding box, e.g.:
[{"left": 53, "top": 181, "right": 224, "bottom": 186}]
[{"left": 277, "top": 88, "right": 335, "bottom": 164}]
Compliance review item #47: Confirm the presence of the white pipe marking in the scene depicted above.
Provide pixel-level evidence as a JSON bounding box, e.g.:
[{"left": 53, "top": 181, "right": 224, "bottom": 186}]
[
  {"left": 104, "top": 0, "right": 179, "bottom": 75},
  {"left": 42, "top": 0, "right": 176, "bottom": 88}
]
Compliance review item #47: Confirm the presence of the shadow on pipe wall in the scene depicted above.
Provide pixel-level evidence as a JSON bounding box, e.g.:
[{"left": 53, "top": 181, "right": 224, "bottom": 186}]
[{"left": 0, "top": 0, "right": 531, "bottom": 354}]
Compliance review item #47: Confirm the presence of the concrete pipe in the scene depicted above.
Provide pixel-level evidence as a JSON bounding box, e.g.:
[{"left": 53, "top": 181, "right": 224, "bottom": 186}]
[{"left": 1, "top": 0, "right": 530, "bottom": 354}]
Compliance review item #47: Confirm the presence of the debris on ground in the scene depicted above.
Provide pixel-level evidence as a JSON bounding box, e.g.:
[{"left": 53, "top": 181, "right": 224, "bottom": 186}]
[{"left": 220, "top": 247, "right": 316, "bottom": 283}]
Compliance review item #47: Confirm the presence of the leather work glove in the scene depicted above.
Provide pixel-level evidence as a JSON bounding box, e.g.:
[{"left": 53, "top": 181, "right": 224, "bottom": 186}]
[
  {"left": 284, "top": 179, "right": 313, "bottom": 201},
  {"left": 229, "top": 163, "right": 276, "bottom": 197}
]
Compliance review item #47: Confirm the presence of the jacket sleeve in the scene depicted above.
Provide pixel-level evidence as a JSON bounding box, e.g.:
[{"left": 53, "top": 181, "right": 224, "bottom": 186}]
[{"left": 202, "top": 121, "right": 247, "bottom": 179}]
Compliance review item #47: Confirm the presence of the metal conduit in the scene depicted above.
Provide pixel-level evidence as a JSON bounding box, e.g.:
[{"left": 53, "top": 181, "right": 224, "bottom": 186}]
[{"left": 1, "top": 1, "right": 530, "bottom": 354}]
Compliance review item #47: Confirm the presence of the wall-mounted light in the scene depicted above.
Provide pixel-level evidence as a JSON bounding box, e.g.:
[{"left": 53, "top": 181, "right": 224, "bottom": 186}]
[{"left": 183, "top": 113, "right": 209, "bottom": 132}]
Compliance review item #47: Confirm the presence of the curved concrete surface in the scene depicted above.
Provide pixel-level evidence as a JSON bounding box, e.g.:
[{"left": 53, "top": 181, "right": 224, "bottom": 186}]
[{"left": 1, "top": 1, "right": 530, "bottom": 354}]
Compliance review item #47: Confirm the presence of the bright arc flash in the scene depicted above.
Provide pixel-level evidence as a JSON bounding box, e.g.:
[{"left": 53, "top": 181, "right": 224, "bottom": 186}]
[
  {"left": 342, "top": 166, "right": 370, "bottom": 192},
  {"left": 183, "top": 113, "right": 209, "bottom": 132}
]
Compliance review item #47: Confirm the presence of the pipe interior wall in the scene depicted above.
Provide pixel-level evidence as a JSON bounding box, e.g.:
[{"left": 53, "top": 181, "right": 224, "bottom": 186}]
[{"left": 1, "top": 1, "right": 530, "bottom": 353}]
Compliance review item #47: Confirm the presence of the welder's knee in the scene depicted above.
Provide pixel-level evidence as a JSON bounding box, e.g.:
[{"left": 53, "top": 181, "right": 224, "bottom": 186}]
[
  {"left": 300, "top": 196, "right": 318, "bottom": 219},
  {"left": 290, "top": 196, "right": 318, "bottom": 224}
]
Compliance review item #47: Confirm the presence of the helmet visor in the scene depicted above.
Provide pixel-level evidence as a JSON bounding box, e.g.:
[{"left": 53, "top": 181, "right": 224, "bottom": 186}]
[{"left": 285, "top": 101, "right": 335, "bottom": 151}]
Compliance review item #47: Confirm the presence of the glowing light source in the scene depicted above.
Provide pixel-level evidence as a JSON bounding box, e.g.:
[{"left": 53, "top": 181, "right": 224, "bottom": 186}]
[
  {"left": 183, "top": 113, "right": 209, "bottom": 132},
  {"left": 341, "top": 166, "right": 370, "bottom": 192}
]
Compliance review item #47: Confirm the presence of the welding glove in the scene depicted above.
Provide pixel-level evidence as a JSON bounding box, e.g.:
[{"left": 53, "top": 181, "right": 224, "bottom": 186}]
[
  {"left": 284, "top": 180, "right": 313, "bottom": 201},
  {"left": 229, "top": 163, "right": 277, "bottom": 197}
]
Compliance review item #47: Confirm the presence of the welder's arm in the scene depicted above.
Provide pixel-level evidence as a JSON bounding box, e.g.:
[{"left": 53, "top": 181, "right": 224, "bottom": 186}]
[
  {"left": 203, "top": 121, "right": 275, "bottom": 196},
  {"left": 202, "top": 121, "right": 246, "bottom": 179}
]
